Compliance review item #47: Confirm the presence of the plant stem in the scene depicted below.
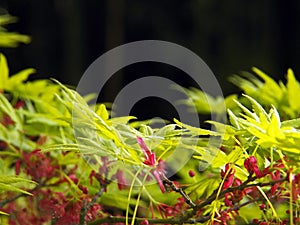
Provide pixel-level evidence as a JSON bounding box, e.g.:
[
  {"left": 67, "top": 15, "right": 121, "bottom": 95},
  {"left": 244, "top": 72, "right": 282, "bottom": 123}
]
[
  {"left": 162, "top": 174, "right": 196, "bottom": 208},
  {"left": 79, "top": 180, "right": 109, "bottom": 225}
]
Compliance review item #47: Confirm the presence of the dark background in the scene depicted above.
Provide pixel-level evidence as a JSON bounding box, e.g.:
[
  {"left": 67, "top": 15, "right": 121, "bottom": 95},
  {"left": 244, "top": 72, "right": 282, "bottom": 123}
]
[{"left": 0, "top": 0, "right": 299, "bottom": 121}]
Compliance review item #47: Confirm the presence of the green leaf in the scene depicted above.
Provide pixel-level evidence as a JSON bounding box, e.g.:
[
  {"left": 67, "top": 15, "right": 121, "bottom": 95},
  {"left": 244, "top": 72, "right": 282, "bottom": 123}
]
[
  {"left": 0, "top": 175, "right": 35, "bottom": 196},
  {"left": 286, "top": 68, "right": 300, "bottom": 112},
  {"left": 96, "top": 104, "right": 109, "bottom": 120},
  {"left": 0, "top": 94, "right": 22, "bottom": 130},
  {"left": 0, "top": 176, "right": 35, "bottom": 185},
  {"left": 7, "top": 68, "right": 36, "bottom": 90},
  {"left": 281, "top": 118, "right": 300, "bottom": 128},
  {"left": 228, "top": 109, "right": 240, "bottom": 129},
  {"left": 0, "top": 33, "right": 30, "bottom": 47},
  {"left": 0, "top": 14, "right": 30, "bottom": 47},
  {"left": 0, "top": 53, "right": 9, "bottom": 89},
  {"left": 266, "top": 107, "right": 284, "bottom": 139},
  {"left": 0, "top": 14, "right": 18, "bottom": 26},
  {"left": 252, "top": 67, "right": 283, "bottom": 101},
  {"left": 174, "top": 118, "right": 221, "bottom": 137},
  {"left": 243, "top": 94, "right": 269, "bottom": 123}
]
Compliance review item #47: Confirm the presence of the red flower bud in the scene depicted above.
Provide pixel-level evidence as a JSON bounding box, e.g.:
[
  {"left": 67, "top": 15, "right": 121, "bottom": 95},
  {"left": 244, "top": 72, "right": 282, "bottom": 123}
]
[
  {"left": 221, "top": 163, "right": 235, "bottom": 189},
  {"left": 0, "top": 141, "right": 8, "bottom": 150},
  {"left": 259, "top": 204, "right": 266, "bottom": 210},
  {"left": 244, "top": 156, "right": 265, "bottom": 178},
  {"left": 112, "top": 169, "right": 127, "bottom": 190},
  {"left": 15, "top": 160, "right": 21, "bottom": 175},
  {"left": 224, "top": 192, "right": 233, "bottom": 206},
  {"left": 188, "top": 170, "right": 196, "bottom": 177},
  {"left": 259, "top": 222, "right": 268, "bottom": 225},
  {"left": 244, "top": 156, "right": 257, "bottom": 172},
  {"left": 79, "top": 185, "right": 88, "bottom": 194},
  {"left": 14, "top": 100, "right": 25, "bottom": 109},
  {"left": 137, "top": 137, "right": 166, "bottom": 193},
  {"left": 1, "top": 115, "right": 14, "bottom": 127},
  {"left": 140, "top": 219, "right": 149, "bottom": 225},
  {"left": 89, "top": 170, "right": 96, "bottom": 185},
  {"left": 68, "top": 174, "right": 78, "bottom": 184},
  {"left": 137, "top": 137, "right": 156, "bottom": 166}
]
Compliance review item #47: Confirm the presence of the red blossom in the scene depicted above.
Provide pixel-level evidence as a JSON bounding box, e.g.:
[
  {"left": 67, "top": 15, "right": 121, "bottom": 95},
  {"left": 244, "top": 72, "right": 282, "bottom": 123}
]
[
  {"left": 152, "top": 169, "right": 165, "bottom": 193},
  {"left": 1, "top": 114, "right": 14, "bottom": 127},
  {"left": 79, "top": 184, "right": 88, "bottom": 194},
  {"left": 0, "top": 141, "right": 8, "bottom": 150},
  {"left": 137, "top": 136, "right": 156, "bottom": 166},
  {"left": 292, "top": 174, "right": 300, "bottom": 200},
  {"left": 140, "top": 220, "right": 149, "bottom": 225},
  {"left": 55, "top": 201, "right": 81, "bottom": 225},
  {"left": 68, "top": 173, "right": 79, "bottom": 184},
  {"left": 85, "top": 203, "right": 102, "bottom": 221},
  {"left": 39, "top": 197, "right": 65, "bottom": 219},
  {"left": 221, "top": 164, "right": 235, "bottom": 189},
  {"left": 5, "top": 186, "right": 103, "bottom": 225},
  {"left": 15, "top": 159, "right": 21, "bottom": 175},
  {"left": 158, "top": 197, "right": 185, "bottom": 218},
  {"left": 214, "top": 211, "right": 231, "bottom": 225},
  {"left": 259, "top": 222, "right": 268, "bottom": 225},
  {"left": 223, "top": 179, "right": 245, "bottom": 207},
  {"left": 99, "top": 156, "right": 111, "bottom": 175},
  {"left": 224, "top": 192, "right": 234, "bottom": 206},
  {"left": 233, "top": 178, "right": 242, "bottom": 186},
  {"left": 111, "top": 169, "right": 128, "bottom": 190},
  {"left": 14, "top": 100, "right": 25, "bottom": 109},
  {"left": 259, "top": 204, "right": 266, "bottom": 210},
  {"left": 244, "top": 156, "right": 266, "bottom": 178},
  {"left": 22, "top": 149, "right": 56, "bottom": 181},
  {"left": 253, "top": 219, "right": 260, "bottom": 224},
  {"left": 89, "top": 170, "right": 97, "bottom": 185},
  {"left": 89, "top": 170, "right": 107, "bottom": 191},
  {"left": 270, "top": 170, "right": 282, "bottom": 195},
  {"left": 137, "top": 137, "right": 166, "bottom": 193},
  {"left": 89, "top": 156, "right": 115, "bottom": 191}
]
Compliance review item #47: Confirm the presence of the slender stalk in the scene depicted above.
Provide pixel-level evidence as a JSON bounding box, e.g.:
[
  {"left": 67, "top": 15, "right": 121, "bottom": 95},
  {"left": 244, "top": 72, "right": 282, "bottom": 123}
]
[
  {"left": 79, "top": 178, "right": 110, "bottom": 225},
  {"left": 162, "top": 174, "right": 196, "bottom": 208}
]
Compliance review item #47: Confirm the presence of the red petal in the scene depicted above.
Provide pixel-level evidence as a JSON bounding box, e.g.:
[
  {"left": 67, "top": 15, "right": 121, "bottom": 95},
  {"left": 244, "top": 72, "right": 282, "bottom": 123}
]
[
  {"left": 149, "top": 152, "right": 156, "bottom": 165},
  {"left": 15, "top": 160, "right": 21, "bottom": 175},
  {"left": 137, "top": 137, "right": 151, "bottom": 157},
  {"left": 153, "top": 170, "right": 165, "bottom": 193},
  {"left": 137, "top": 137, "right": 156, "bottom": 166}
]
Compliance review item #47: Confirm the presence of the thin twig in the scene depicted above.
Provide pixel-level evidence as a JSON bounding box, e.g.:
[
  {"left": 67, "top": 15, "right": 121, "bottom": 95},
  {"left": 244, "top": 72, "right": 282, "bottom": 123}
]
[
  {"left": 79, "top": 199, "right": 87, "bottom": 225},
  {"left": 79, "top": 179, "right": 110, "bottom": 225},
  {"left": 162, "top": 174, "right": 196, "bottom": 208}
]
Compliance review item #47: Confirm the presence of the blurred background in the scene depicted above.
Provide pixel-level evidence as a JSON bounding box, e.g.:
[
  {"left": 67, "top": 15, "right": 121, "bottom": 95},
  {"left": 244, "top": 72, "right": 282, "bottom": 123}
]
[{"left": 0, "top": 0, "right": 299, "bottom": 121}]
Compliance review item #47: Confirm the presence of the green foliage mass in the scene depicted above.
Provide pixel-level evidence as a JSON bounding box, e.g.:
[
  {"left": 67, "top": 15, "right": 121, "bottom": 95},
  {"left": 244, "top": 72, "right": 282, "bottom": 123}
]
[
  {"left": 1, "top": 48, "right": 300, "bottom": 223},
  {"left": 0, "top": 14, "right": 30, "bottom": 47}
]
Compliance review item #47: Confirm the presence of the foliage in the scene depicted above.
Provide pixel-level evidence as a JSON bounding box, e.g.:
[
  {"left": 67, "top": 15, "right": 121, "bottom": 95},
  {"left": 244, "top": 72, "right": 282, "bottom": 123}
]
[
  {"left": 1, "top": 13, "right": 300, "bottom": 225},
  {"left": 0, "top": 14, "right": 30, "bottom": 47}
]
